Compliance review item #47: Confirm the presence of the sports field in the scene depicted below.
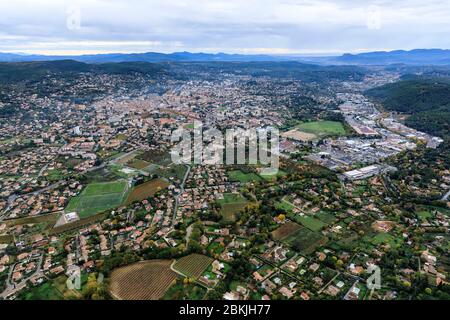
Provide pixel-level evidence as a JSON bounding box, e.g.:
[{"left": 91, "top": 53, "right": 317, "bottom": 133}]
[
  {"left": 296, "top": 121, "right": 346, "bottom": 137},
  {"left": 65, "top": 180, "right": 128, "bottom": 218}
]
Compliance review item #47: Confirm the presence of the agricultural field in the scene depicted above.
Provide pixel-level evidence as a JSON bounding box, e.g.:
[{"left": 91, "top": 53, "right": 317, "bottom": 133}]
[
  {"left": 282, "top": 129, "right": 317, "bottom": 142},
  {"left": 217, "top": 193, "right": 249, "bottom": 222},
  {"left": 109, "top": 260, "right": 177, "bottom": 300},
  {"left": 288, "top": 213, "right": 328, "bottom": 232},
  {"left": 172, "top": 254, "right": 214, "bottom": 279},
  {"left": 315, "top": 211, "right": 338, "bottom": 225},
  {"left": 155, "top": 164, "right": 188, "bottom": 181},
  {"left": 137, "top": 150, "right": 172, "bottom": 166},
  {"left": 125, "top": 178, "right": 169, "bottom": 205},
  {"left": 296, "top": 121, "right": 346, "bottom": 138},
  {"left": 115, "top": 151, "right": 139, "bottom": 165},
  {"left": 126, "top": 158, "right": 151, "bottom": 170},
  {"left": 275, "top": 200, "right": 295, "bottom": 213},
  {"left": 0, "top": 234, "right": 14, "bottom": 243},
  {"left": 271, "top": 221, "right": 302, "bottom": 241},
  {"left": 227, "top": 170, "right": 262, "bottom": 183},
  {"left": 4, "top": 212, "right": 60, "bottom": 227},
  {"left": 82, "top": 167, "right": 122, "bottom": 183},
  {"left": 65, "top": 180, "right": 128, "bottom": 218},
  {"left": 283, "top": 226, "right": 328, "bottom": 255}
]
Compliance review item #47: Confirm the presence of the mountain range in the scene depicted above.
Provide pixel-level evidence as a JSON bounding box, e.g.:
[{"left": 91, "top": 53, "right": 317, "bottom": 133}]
[{"left": 2, "top": 49, "right": 450, "bottom": 65}]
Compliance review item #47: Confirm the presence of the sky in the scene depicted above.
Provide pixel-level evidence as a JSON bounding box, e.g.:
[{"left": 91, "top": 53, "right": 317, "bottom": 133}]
[{"left": 1, "top": 0, "right": 450, "bottom": 56}]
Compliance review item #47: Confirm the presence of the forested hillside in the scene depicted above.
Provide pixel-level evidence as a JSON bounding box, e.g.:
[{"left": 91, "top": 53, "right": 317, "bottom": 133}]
[{"left": 366, "top": 79, "right": 450, "bottom": 138}]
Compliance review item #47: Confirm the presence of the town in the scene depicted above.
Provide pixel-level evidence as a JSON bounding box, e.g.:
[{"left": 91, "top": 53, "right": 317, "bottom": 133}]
[{"left": 0, "top": 60, "right": 449, "bottom": 301}]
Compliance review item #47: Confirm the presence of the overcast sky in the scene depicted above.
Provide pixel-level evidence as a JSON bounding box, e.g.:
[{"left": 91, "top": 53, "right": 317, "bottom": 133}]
[{"left": 1, "top": 0, "right": 450, "bottom": 55}]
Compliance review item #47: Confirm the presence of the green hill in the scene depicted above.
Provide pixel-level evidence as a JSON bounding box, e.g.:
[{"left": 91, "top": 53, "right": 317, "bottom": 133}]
[
  {"left": 366, "top": 79, "right": 450, "bottom": 138},
  {"left": 0, "top": 60, "right": 167, "bottom": 83}
]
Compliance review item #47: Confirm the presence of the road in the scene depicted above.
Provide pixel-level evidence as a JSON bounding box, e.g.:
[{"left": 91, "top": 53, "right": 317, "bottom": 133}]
[
  {"left": 172, "top": 164, "right": 191, "bottom": 225},
  {"left": 0, "top": 254, "right": 44, "bottom": 299}
]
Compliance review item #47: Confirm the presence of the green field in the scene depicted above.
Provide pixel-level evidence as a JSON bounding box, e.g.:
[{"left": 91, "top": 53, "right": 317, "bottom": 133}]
[
  {"left": 371, "top": 233, "right": 395, "bottom": 245},
  {"left": 416, "top": 210, "right": 433, "bottom": 220},
  {"left": 228, "top": 170, "right": 262, "bottom": 183},
  {"left": 218, "top": 193, "right": 249, "bottom": 221},
  {"left": 45, "top": 169, "right": 64, "bottom": 182},
  {"left": 283, "top": 226, "right": 328, "bottom": 255},
  {"left": 259, "top": 170, "right": 287, "bottom": 181},
  {"left": 296, "top": 121, "right": 346, "bottom": 137},
  {"left": 83, "top": 181, "right": 127, "bottom": 196},
  {"left": 217, "top": 193, "right": 247, "bottom": 205},
  {"left": 315, "top": 211, "right": 337, "bottom": 225},
  {"left": 288, "top": 213, "right": 328, "bottom": 232},
  {"left": 66, "top": 180, "right": 128, "bottom": 218},
  {"left": 275, "top": 200, "right": 295, "bottom": 213}
]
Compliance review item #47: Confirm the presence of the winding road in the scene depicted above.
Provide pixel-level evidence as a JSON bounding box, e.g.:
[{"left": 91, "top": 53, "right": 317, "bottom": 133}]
[{"left": 0, "top": 254, "right": 44, "bottom": 299}]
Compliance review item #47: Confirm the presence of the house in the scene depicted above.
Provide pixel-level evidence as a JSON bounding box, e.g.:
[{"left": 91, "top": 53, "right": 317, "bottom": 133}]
[
  {"left": 279, "top": 286, "right": 295, "bottom": 299},
  {"left": 309, "top": 263, "right": 320, "bottom": 272},
  {"left": 50, "top": 266, "right": 64, "bottom": 275}
]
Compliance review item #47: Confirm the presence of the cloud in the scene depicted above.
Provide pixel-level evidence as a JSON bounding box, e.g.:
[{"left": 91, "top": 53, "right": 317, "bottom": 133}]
[{"left": 0, "top": 0, "right": 450, "bottom": 55}]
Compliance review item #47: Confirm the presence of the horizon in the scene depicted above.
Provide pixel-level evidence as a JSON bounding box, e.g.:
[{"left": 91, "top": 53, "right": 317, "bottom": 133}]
[
  {"left": 2, "top": 48, "right": 450, "bottom": 58},
  {"left": 2, "top": 1, "right": 450, "bottom": 55}
]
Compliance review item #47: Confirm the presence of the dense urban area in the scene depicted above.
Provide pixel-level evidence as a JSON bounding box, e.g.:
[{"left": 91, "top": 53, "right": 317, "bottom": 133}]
[{"left": 0, "top": 59, "right": 449, "bottom": 300}]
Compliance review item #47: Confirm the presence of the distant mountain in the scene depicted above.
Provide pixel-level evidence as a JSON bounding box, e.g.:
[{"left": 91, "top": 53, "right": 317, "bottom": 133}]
[
  {"left": 3, "top": 49, "right": 450, "bottom": 65},
  {"left": 0, "top": 51, "right": 293, "bottom": 63},
  {"left": 334, "top": 49, "right": 450, "bottom": 65}
]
